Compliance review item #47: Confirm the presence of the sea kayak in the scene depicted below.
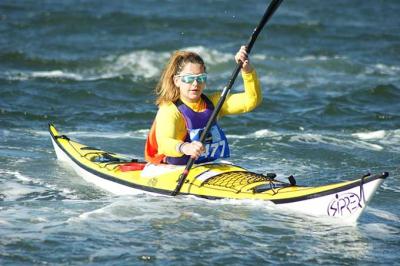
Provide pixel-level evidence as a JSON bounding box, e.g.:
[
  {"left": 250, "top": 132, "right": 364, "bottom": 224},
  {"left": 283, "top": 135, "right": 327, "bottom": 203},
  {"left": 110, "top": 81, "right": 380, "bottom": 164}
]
[{"left": 49, "top": 124, "right": 388, "bottom": 224}]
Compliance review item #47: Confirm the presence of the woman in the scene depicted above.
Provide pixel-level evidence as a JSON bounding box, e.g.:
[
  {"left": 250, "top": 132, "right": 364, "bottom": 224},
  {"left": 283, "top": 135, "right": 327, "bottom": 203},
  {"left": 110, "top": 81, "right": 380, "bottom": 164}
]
[{"left": 145, "top": 46, "right": 262, "bottom": 165}]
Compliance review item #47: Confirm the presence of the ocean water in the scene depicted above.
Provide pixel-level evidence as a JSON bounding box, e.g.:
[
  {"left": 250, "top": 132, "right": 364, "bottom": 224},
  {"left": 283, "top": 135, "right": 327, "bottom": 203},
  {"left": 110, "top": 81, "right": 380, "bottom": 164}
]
[{"left": 1, "top": 0, "right": 400, "bottom": 265}]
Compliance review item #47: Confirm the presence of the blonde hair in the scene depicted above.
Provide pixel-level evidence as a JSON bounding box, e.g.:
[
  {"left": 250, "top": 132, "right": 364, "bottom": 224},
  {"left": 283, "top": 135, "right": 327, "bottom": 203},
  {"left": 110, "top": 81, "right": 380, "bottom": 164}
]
[{"left": 155, "top": 51, "right": 206, "bottom": 106}]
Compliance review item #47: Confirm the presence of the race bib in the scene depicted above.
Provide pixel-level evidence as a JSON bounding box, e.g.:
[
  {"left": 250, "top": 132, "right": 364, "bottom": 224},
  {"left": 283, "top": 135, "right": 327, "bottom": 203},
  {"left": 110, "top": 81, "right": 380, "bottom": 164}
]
[{"left": 189, "top": 124, "right": 230, "bottom": 163}]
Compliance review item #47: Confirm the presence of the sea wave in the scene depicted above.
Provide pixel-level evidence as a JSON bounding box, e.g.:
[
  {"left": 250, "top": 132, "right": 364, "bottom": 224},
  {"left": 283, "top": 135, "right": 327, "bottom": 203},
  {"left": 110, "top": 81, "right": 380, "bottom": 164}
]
[
  {"left": 367, "top": 207, "right": 400, "bottom": 222},
  {"left": 290, "top": 133, "right": 384, "bottom": 151},
  {"left": 352, "top": 130, "right": 387, "bottom": 140},
  {"left": 30, "top": 126, "right": 400, "bottom": 153},
  {"left": 227, "top": 129, "right": 281, "bottom": 140},
  {"left": 362, "top": 223, "right": 400, "bottom": 240},
  {"left": 381, "top": 180, "right": 400, "bottom": 193},
  {"left": 227, "top": 128, "right": 397, "bottom": 152},
  {"left": 4, "top": 70, "right": 85, "bottom": 81},
  {"left": 365, "top": 64, "right": 400, "bottom": 76},
  {"left": 31, "top": 129, "right": 149, "bottom": 140},
  {"left": 2, "top": 46, "right": 239, "bottom": 82},
  {"left": 294, "top": 55, "right": 346, "bottom": 62},
  {"left": 352, "top": 129, "right": 400, "bottom": 152},
  {"left": 0, "top": 169, "right": 78, "bottom": 201}
]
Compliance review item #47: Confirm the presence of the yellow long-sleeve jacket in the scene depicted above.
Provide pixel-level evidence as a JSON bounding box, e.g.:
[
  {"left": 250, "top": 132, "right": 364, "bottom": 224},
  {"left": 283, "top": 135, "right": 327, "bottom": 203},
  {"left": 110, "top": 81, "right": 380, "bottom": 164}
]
[{"left": 145, "top": 69, "right": 262, "bottom": 163}]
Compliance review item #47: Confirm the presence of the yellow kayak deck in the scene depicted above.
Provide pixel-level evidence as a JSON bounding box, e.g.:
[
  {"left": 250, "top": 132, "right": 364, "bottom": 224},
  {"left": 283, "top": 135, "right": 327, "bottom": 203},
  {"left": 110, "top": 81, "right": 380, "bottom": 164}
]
[{"left": 49, "top": 123, "right": 387, "bottom": 203}]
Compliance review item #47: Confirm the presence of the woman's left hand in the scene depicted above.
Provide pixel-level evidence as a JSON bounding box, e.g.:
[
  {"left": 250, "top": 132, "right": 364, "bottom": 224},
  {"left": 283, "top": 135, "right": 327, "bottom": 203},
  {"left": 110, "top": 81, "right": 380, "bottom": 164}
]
[{"left": 235, "top": 45, "right": 253, "bottom": 73}]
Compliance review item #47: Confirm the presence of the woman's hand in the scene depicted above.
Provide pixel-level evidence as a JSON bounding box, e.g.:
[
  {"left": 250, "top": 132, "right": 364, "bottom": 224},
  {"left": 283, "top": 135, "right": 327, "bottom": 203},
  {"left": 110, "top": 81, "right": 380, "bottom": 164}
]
[
  {"left": 235, "top": 45, "right": 253, "bottom": 73},
  {"left": 179, "top": 141, "right": 205, "bottom": 159}
]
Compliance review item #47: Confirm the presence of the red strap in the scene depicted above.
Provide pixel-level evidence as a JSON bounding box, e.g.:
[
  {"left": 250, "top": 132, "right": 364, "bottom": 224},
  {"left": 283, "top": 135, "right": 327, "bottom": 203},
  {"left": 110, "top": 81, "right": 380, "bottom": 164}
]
[{"left": 119, "top": 162, "right": 146, "bottom": 172}]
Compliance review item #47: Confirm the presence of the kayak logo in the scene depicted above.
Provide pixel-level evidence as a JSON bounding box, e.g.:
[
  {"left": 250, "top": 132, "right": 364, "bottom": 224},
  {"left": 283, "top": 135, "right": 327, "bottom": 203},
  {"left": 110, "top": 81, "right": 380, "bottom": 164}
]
[
  {"left": 147, "top": 177, "right": 158, "bottom": 187},
  {"left": 327, "top": 192, "right": 363, "bottom": 217}
]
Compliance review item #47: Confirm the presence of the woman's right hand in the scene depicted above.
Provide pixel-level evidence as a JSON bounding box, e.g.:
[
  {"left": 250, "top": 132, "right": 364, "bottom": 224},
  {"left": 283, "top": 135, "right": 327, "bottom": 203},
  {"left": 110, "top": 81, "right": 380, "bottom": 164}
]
[
  {"left": 180, "top": 141, "right": 205, "bottom": 159},
  {"left": 235, "top": 45, "right": 253, "bottom": 73}
]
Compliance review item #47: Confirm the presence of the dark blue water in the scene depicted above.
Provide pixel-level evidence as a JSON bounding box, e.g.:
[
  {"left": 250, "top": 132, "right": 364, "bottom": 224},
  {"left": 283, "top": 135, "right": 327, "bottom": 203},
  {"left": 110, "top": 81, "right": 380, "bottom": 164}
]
[{"left": 1, "top": 0, "right": 399, "bottom": 265}]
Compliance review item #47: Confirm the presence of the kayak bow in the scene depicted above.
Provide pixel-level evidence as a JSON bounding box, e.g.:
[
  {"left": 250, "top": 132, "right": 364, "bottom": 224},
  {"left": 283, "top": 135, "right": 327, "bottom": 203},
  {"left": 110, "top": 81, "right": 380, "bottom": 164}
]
[{"left": 49, "top": 124, "right": 388, "bottom": 224}]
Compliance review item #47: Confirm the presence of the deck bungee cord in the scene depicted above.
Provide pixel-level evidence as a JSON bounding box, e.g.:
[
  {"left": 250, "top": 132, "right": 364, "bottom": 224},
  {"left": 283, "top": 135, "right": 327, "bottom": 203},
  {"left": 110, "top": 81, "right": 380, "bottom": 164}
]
[{"left": 56, "top": 133, "right": 143, "bottom": 171}]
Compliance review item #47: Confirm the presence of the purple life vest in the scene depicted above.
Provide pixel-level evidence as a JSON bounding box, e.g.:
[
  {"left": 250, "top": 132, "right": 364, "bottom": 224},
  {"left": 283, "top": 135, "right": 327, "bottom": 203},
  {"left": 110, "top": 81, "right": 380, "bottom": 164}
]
[{"left": 166, "top": 94, "right": 230, "bottom": 165}]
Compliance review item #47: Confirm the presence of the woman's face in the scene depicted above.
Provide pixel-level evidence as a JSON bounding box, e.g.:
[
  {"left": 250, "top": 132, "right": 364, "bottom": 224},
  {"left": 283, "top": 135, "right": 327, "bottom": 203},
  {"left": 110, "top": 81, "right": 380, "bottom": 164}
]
[{"left": 174, "top": 62, "right": 206, "bottom": 103}]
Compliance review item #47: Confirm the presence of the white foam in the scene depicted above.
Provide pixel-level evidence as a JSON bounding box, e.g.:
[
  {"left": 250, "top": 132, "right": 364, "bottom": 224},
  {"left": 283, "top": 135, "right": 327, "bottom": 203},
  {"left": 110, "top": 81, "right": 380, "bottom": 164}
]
[
  {"left": 290, "top": 133, "right": 383, "bottom": 151},
  {"left": 365, "top": 63, "right": 400, "bottom": 76},
  {"left": 352, "top": 130, "right": 386, "bottom": 140},
  {"left": 352, "top": 129, "right": 400, "bottom": 152},
  {"left": 367, "top": 207, "right": 400, "bottom": 222},
  {"left": 30, "top": 217, "right": 48, "bottom": 223},
  {"left": 252, "top": 54, "right": 267, "bottom": 61},
  {"left": 381, "top": 182, "right": 400, "bottom": 193},
  {"left": 0, "top": 169, "right": 78, "bottom": 200},
  {"left": 362, "top": 223, "right": 399, "bottom": 239},
  {"left": 355, "top": 141, "right": 384, "bottom": 151},
  {"left": 261, "top": 75, "right": 304, "bottom": 87},
  {"left": 104, "top": 46, "right": 234, "bottom": 80},
  {"left": 183, "top": 46, "right": 232, "bottom": 65},
  {"left": 32, "top": 70, "right": 83, "bottom": 80},
  {"left": 294, "top": 55, "right": 345, "bottom": 62},
  {"left": 228, "top": 129, "right": 281, "bottom": 139},
  {"left": 4, "top": 49, "right": 169, "bottom": 81},
  {"left": 0, "top": 219, "right": 11, "bottom": 226},
  {"left": 0, "top": 169, "right": 33, "bottom": 183},
  {"left": 0, "top": 181, "right": 38, "bottom": 200},
  {"left": 4, "top": 46, "right": 265, "bottom": 82},
  {"left": 5, "top": 70, "right": 84, "bottom": 81},
  {"left": 77, "top": 207, "right": 106, "bottom": 220},
  {"left": 103, "top": 50, "right": 170, "bottom": 79},
  {"left": 67, "top": 199, "right": 140, "bottom": 223}
]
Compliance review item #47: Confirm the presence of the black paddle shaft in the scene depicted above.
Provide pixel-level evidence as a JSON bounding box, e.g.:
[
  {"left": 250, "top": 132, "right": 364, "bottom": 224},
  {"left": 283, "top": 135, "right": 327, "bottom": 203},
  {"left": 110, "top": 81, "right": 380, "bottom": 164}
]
[{"left": 171, "top": 0, "right": 284, "bottom": 196}]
